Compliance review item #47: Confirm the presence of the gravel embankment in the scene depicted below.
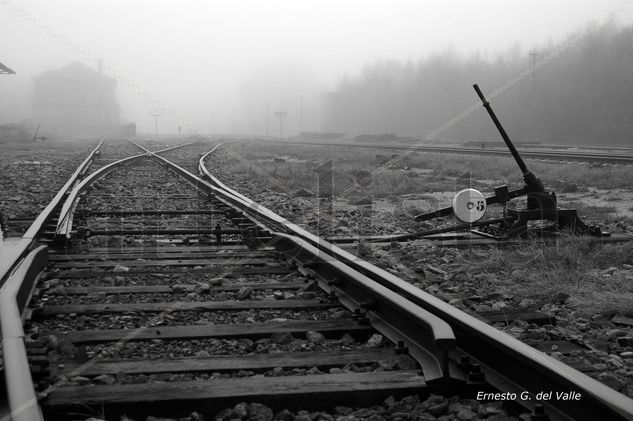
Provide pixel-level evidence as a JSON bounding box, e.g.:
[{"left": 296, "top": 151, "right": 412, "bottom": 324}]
[{"left": 0, "top": 140, "right": 96, "bottom": 227}]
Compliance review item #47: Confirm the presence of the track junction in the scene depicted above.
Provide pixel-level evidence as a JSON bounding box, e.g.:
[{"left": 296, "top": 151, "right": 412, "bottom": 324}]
[{"left": 1, "top": 139, "right": 632, "bottom": 421}]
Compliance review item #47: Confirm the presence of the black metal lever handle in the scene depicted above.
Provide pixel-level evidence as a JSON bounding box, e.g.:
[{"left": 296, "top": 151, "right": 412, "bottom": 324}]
[
  {"left": 473, "top": 84, "right": 529, "bottom": 176},
  {"left": 473, "top": 84, "right": 543, "bottom": 191}
]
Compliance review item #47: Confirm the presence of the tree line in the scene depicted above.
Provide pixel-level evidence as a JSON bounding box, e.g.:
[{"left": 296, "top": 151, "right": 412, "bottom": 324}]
[{"left": 327, "top": 23, "right": 633, "bottom": 146}]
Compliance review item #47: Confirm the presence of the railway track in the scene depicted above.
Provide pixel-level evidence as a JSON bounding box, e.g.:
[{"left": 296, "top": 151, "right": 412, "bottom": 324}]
[
  {"left": 2, "top": 140, "right": 633, "bottom": 420},
  {"left": 268, "top": 140, "right": 633, "bottom": 165}
]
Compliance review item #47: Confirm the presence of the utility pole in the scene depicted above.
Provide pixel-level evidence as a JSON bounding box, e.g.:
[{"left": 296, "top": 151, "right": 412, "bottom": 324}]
[
  {"left": 265, "top": 103, "right": 270, "bottom": 137},
  {"left": 300, "top": 96, "right": 304, "bottom": 133},
  {"left": 529, "top": 50, "right": 539, "bottom": 90},
  {"left": 150, "top": 109, "right": 163, "bottom": 137},
  {"left": 528, "top": 50, "right": 540, "bottom": 138},
  {"left": 320, "top": 94, "right": 324, "bottom": 132},
  {"left": 275, "top": 111, "right": 287, "bottom": 138},
  {"left": 232, "top": 108, "right": 236, "bottom": 136}
]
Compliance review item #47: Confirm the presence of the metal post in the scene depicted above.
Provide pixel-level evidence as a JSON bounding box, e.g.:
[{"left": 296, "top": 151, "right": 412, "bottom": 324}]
[
  {"left": 315, "top": 160, "right": 333, "bottom": 238},
  {"left": 320, "top": 94, "right": 324, "bottom": 131},
  {"left": 266, "top": 103, "right": 269, "bottom": 137},
  {"left": 150, "top": 109, "right": 163, "bottom": 137},
  {"left": 300, "top": 96, "right": 304, "bottom": 133},
  {"left": 279, "top": 114, "right": 283, "bottom": 137},
  {"left": 274, "top": 111, "right": 287, "bottom": 138},
  {"left": 529, "top": 50, "right": 539, "bottom": 90},
  {"left": 233, "top": 108, "right": 236, "bottom": 136},
  {"left": 528, "top": 50, "right": 540, "bottom": 131}
]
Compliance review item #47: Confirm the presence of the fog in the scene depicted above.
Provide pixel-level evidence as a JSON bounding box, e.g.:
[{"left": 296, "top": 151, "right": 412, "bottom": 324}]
[{"left": 1, "top": 0, "right": 633, "bottom": 137}]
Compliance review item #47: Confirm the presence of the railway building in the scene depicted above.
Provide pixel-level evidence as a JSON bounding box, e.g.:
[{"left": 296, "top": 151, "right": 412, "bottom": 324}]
[{"left": 32, "top": 61, "right": 135, "bottom": 139}]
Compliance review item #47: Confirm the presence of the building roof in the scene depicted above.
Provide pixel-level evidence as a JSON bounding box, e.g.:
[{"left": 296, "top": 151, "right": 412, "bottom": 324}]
[
  {"left": 34, "top": 61, "right": 114, "bottom": 83},
  {"left": 0, "top": 62, "right": 15, "bottom": 74}
]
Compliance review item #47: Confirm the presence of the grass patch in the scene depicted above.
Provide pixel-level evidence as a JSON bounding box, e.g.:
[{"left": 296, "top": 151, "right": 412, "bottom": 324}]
[
  {"left": 226, "top": 141, "right": 633, "bottom": 194},
  {"left": 465, "top": 235, "right": 633, "bottom": 315},
  {"left": 558, "top": 200, "right": 618, "bottom": 220},
  {"left": 216, "top": 141, "right": 633, "bottom": 315}
]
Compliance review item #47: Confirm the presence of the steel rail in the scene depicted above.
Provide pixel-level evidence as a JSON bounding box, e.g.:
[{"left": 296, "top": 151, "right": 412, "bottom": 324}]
[
  {"left": 55, "top": 154, "right": 146, "bottom": 239},
  {"left": 0, "top": 140, "right": 105, "bottom": 421},
  {"left": 0, "top": 246, "right": 48, "bottom": 421},
  {"left": 522, "top": 143, "right": 633, "bottom": 152},
  {"left": 198, "top": 143, "right": 293, "bottom": 230},
  {"left": 0, "top": 139, "right": 103, "bottom": 289},
  {"left": 0, "top": 141, "right": 192, "bottom": 420},
  {"left": 263, "top": 140, "right": 633, "bottom": 165},
  {"left": 127, "top": 141, "right": 458, "bottom": 381},
  {"left": 199, "top": 143, "right": 633, "bottom": 420},
  {"left": 273, "top": 233, "right": 456, "bottom": 381},
  {"left": 5, "top": 139, "right": 630, "bottom": 420},
  {"left": 55, "top": 142, "right": 193, "bottom": 239}
]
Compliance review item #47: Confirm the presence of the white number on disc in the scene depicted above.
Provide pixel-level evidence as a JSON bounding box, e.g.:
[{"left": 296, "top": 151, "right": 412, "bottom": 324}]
[{"left": 451, "top": 188, "right": 486, "bottom": 223}]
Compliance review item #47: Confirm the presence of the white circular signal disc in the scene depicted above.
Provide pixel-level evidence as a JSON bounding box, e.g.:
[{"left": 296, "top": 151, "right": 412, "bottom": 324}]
[{"left": 451, "top": 188, "right": 486, "bottom": 223}]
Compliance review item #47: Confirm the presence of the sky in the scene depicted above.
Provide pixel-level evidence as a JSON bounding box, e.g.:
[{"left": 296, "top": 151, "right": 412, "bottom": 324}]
[{"left": 1, "top": 0, "right": 633, "bottom": 136}]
